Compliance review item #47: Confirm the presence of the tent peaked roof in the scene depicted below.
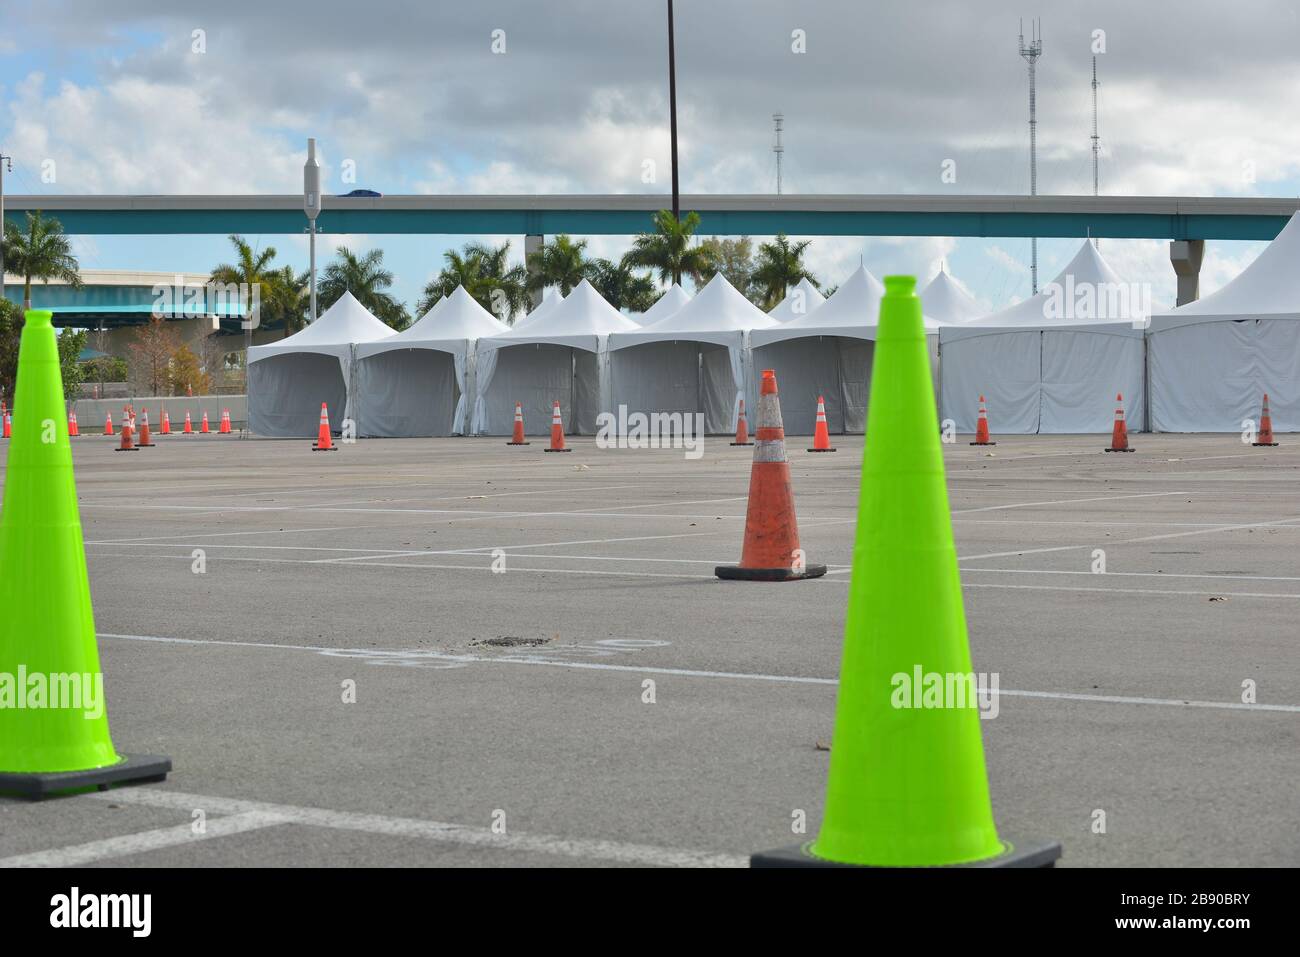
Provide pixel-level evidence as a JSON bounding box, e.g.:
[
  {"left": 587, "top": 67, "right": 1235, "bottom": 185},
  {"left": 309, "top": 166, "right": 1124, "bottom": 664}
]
[
  {"left": 609, "top": 272, "right": 775, "bottom": 350},
  {"left": 634, "top": 283, "right": 691, "bottom": 326},
  {"left": 751, "top": 265, "right": 945, "bottom": 347},
  {"left": 248, "top": 290, "right": 395, "bottom": 362},
  {"left": 921, "top": 268, "right": 982, "bottom": 322},
  {"left": 482, "top": 279, "right": 637, "bottom": 351},
  {"left": 768, "top": 277, "right": 826, "bottom": 322},
  {"left": 358, "top": 286, "right": 507, "bottom": 358},
  {"left": 957, "top": 240, "right": 1144, "bottom": 332},
  {"left": 510, "top": 290, "right": 564, "bottom": 332},
  {"left": 1151, "top": 210, "right": 1300, "bottom": 329}
]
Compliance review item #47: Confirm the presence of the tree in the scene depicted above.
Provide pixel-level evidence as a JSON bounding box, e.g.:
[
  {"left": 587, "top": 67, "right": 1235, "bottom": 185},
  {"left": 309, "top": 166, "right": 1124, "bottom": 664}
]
[
  {"left": 699, "top": 237, "right": 756, "bottom": 300},
  {"left": 625, "top": 210, "right": 715, "bottom": 287},
  {"left": 587, "top": 257, "right": 658, "bottom": 312},
  {"left": 2, "top": 211, "right": 83, "bottom": 310},
  {"left": 262, "top": 266, "right": 309, "bottom": 339},
  {"left": 417, "top": 241, "right": 528, "bottom": 322},
  {"left": 750, "top": 234, "right": 818, "bottom": 308},
  {"left": 169, "top": 344, "right": 211, "bottom": 396},
  {"left": 318, "top": 246, "right": 409, "bottom": 330},
  {"left": 0, "top": 298, "right": 21, "bottom": 404},
  {"left": 210, "top": 234, "right": 281, "bottom": 336},
  {"left": 57, "top": 328, "right": 88, "bottom": 402},
  {"left": 525, "top": 234, "right": 591, "bottom": 296},
  {"left": 128, "top": 316, "right": 182, "bottom": 396}
]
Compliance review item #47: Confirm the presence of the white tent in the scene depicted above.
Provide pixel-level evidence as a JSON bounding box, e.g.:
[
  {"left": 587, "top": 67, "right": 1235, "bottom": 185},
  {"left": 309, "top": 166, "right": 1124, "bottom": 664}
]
[
  {"left": 1148, "top": 212, "right": 1300, "bottom": 432},
  {"left": 920, "top": 267, "right": 983, "bottom": 323},
  {"left": 939, "top": 242, "right": 1148, "bottom": 434},
  {"left": 767, "top": 277, "right": 826, "bottom": 323},
  {"left": 354, "top": 286, "right": 507, "bottom": 437},
  {"left": 606, "top": 273, "right": 776, "bottom": 434},
  {"left": 510, "top": 290, "right": 564, "bottom": 332},
  {"left": 248, "top": 291, "right": 396, "bottom": 437},
  {"left": 631, "top": 283, "right": 691, "bottom": 326},
  {"left": 749, "top": 266, "right": 907, "bottom": 434},
  {"left": 473, "top": 279, "right": 638, "bottom": 436}
]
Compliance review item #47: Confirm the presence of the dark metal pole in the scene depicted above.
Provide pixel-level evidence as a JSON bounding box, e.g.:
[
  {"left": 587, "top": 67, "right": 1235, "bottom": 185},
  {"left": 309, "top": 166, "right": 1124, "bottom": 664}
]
[{"left": 667, "top": 0, "right": 679, "bottom": 222}]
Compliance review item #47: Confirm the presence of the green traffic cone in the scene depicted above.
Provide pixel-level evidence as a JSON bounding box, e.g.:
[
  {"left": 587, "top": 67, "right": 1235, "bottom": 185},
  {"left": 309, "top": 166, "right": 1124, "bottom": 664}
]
[
  {"left": 752, "top": 278, "right": 1059, "bottom": 868},
  {"left": 0, "top": 310, "right": 170, "bottom": 798}
]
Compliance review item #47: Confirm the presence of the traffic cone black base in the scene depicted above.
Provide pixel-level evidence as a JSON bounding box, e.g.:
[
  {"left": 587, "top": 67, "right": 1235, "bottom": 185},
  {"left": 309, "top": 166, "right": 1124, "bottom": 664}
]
[
  {"left": 729, "top": 441, "right": 753, "bottom": 446},
  {"left": 505, "top": 441, "right": 530, "bottom": 446},
  {"left": 543, "top": 447, "right": 572, "bottom": 453},
  {"left": 311, "top": 445, "right": 338, "bottom": 452},
  {"left": 1102, "top": 447, "right": 1135, "bottom": 453},
  {"left": 714, "top": 563, "right": 827, "bottom": 582},
  {"left": 1252, "top": 441, "right": 1279, "bottom": 447},
  {"left": 0, "top": 753, "right": 172, "bottom": 801},
  {"left": 968, "top": 440, "right": 996, "bottom": 446},
  {"left": 751, "top": 837, "right": 1061, "bottom": 869},
  {"left": 806, "top": 447, "right": 837, "bottom": 453}
]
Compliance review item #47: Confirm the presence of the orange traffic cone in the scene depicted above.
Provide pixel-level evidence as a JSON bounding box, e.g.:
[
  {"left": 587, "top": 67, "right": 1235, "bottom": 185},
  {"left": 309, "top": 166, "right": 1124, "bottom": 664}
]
[
  {"left": 1253, "top": 393, "right": 1279, "bottom": 447},
  {"left": 544, "top": 400, "right": 570, "bottom": 452},
  {"left": 104, "top": 412, "right": 115, "bottom": 437},
  {"left": 2, "top": 409, "right": 10, "bottom": 439},
  {"left": 506, "top": 402, "right": 529, "bottom": 445},
  {"left": 731, "top": 398, "right": 753, "bottom": 446},
  {"left": 200, "top": 410, "right": 210, "bottom": 434},
  {"left": 1104, "top": 393, "right": 1134, "bottom": 452},
  {"left": 114, "top": 418, "right": 138, "bottom": 452},
  {"left": 807, "top": 395, "right": 836, "bottom": 452},
  {"left": 68, "top": 409, "right": 80, "bottom": 437},
  {"left": 716, "top": 369, "right": 826, "bottom": 581},
  {"left": 970, "top": 395, "right": 996, "bottom": 446},
  {"left": 137, "top": 409, "right": 155, "bottom": 447},
  {"left": 182, "top": 411, "right": 193, "bottom": 434},
  {"left": 160, "top": 409, "right": 171, "bottom": 434},
  {"left": 219, "top": 408, "right": 232, "bottom": 434},
  {"left": 312, "top": 402, "right": 336, "bottom": 451}
]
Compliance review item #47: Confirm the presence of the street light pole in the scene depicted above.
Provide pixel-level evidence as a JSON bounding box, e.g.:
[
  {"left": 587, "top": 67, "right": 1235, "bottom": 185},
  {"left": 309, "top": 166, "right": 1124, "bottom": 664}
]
[
  {"left": 304, "top": 138, "right": 322, "bottom": 323},
  {"left": 667, "top": 0, "right": 679, "bottom": 223},
  {"left": 0, "top": 151, "right": 12, "bottom": 306}
]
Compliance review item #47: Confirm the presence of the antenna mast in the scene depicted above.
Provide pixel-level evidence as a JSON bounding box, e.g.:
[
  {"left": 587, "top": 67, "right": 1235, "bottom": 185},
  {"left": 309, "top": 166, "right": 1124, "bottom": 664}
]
[
  {"left": 773, "top": 112, "right": 784, "bottom": 196},
  {"left": 1091, "top": 54, "right": 1100, "bottom": 248},
  {"left": 1019, "top": 18, "right": 1043, "bottom": 293}
]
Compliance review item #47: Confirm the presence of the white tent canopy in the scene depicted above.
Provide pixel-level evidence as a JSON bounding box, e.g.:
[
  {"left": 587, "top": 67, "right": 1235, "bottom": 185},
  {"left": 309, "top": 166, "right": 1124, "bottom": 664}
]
[
  {"left": 767, "top": 277, "right": 826, "bottom": 323},
  {"left": 1148, "top": 211, "right": 1300, "bottom": 432},
  {"left": 939, "top": 241, "right": 1148, "bottom": 434},
  {"left": 248, "top": 291, "right": 395, "bottom": 437},
  {"left": 354, "top": 286, "right": 507, "bottom": 437},
  {"left": 473, "top": 279, "right": 638, "bottom": 435},
  {"left": 606, "top": 273, "right": 776, "bottom": 434},
  {"left": 631, "top": 283, "right": 691, "bottom": 326},
  {"left": 920, "top": 267, "right": 983, "bottom": 323},
  {"left": 750, "top": 266, "right": 914, "bottom": 434},
  {"left": 510, "top": 290, "right": 564, "bottom": 332}
]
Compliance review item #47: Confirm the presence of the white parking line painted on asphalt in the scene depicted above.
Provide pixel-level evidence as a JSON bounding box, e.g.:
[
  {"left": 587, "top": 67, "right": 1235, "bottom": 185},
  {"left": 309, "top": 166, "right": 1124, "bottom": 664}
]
[
  {"left": 960, "top": 567, "right": 1300, "bottom": 584},
  {"left": 85, "top": 525, "right": 384, "bottom": 546},
  {"left": 952, "top": 490, "right": 1190, "bottom": 515},
  {"left": 0, "top": 811, "right": 291, "bottom": 868},
  {"left": 87, "top": 789, "right": 748, "bottom": 868},
  {"left": 97, "top": 632, "right": 1300, "bottom": 714}
]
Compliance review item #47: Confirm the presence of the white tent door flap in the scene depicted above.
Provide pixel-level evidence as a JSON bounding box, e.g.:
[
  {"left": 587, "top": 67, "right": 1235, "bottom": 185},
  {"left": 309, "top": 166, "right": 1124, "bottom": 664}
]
[
  {"left": 1040, "top": 331, "right": 1145, "bottom": 433},
  {"left": 609, "top": 341, "right": 700, "bottom": 426},
  {"left": 248, "top": 352, "right": 347, "bottom": 438},
  {"left": 1151, "top": 320, "right": 1299, "bottom": 432},
  {"left": 480, "top": 344, "right": 576, "bottom": 436},
  {"left": 939, "top": 331, "right": 1041, "bottom": 434},
  {"left": 356, "top": 350, "right": 459, "bottom": 437},
  {"left": 699, "top": 344, "right": 741, "bottom": 434}
]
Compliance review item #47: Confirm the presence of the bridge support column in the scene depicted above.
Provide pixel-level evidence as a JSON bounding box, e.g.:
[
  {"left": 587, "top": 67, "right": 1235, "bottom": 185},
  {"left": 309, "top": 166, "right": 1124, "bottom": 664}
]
[
  {"left": 1169, "top": 239, "right": 1204, "bottom": 305},
  {"left": 525, "top": 233, "right": 543, "bottom": 312}
]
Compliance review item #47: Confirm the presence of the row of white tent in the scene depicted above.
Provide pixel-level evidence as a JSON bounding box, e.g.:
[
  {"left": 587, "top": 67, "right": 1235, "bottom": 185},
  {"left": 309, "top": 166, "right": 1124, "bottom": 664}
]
[{"left": 248, "top": 212, "right": 1300, "bottom": 437}]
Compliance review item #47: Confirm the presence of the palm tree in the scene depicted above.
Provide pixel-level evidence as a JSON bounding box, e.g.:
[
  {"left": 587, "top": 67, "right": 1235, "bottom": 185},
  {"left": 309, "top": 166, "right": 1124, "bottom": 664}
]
[
  {"left": 3, "top": 210, "right": 83, "bottom": 309},
  {"left": 525, "top": 234, "right": 590, "bottom": 295},
  {"left": 750, "top": 233, "right": 818, "bottom": 308},
  {"left": 319, "top": 246, "right": 408, "bottom": 330},
  {"left": 417, "top": 241, "right": 528, "bottom": 321},
  {"left": 587, "top": 257, "right": 658, "bottom": 312},
  {"left": 625, "top": 210, "right": 715, "bottom": 287},
  {"left": 211, "top": 234, "right": 279, "bottom": 333},
  {"left": 263, "top": 266, "right": 310, "bottom": 338}
]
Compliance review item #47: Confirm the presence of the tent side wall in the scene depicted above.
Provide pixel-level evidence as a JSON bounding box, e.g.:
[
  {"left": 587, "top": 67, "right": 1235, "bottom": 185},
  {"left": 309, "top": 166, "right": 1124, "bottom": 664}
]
[
  {"left": 609, "top": 341, "right": 701, "bottom": 426},
  {"left": 477, "top": 343, "right": 576, "bottom": 436},
  {"left": 356, "top": 349, "right": 459, "bottom": 437},
  {"left": 1150, "top": 319, "right": 1300, "bottom": 432},
  {"left": 752, "top": 338, "right": 853, "bottom": 434},
  {"left": 248, "top": 352, "right": 347, "bottom": 438},
  {"left": 1039, "top": 330, "right": 1145, "bottom": 433},
  {"left": 939, "top": 331, "right": 1041, "bottom": 434}
]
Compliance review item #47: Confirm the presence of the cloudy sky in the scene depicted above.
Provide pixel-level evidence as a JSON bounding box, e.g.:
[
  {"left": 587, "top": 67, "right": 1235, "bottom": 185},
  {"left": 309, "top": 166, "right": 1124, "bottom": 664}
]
[{"left": 3, "top": 0, "right": 1298, "bottom": 314}]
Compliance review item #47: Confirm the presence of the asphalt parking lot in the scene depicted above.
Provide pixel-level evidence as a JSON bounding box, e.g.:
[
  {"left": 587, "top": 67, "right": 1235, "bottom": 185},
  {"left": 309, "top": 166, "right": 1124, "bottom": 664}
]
[{"left": 1, "top": 430, "right": 1297, "bottom": 867}]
